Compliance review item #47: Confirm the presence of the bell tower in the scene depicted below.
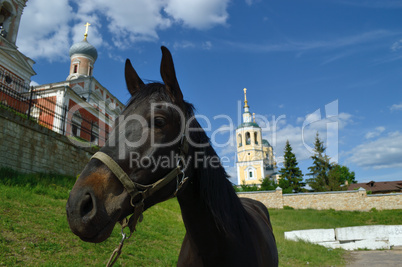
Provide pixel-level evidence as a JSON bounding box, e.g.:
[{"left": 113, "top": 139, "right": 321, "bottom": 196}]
[
  {"left": 236, "top": 88, "right": 278, "bottom": 185},
  {"left": 0, "top": 0, "right": 35, "bottom": 89},
  {"left": 0, "top": 0, "right": 26, "bottom": 45}
]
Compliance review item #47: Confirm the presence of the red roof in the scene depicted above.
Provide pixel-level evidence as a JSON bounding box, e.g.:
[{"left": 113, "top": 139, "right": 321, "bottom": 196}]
[{"left": 348, "top": 180, "right": 402, "bottom": 194}]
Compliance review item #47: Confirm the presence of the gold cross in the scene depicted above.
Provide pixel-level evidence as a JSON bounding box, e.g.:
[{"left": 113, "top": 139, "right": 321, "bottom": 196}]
[
  {"left": 243, "top": 88, "right": 249, "bottom": 108},
  {"left": 84, "top": 22, "right": 91, "bottom": 40}
]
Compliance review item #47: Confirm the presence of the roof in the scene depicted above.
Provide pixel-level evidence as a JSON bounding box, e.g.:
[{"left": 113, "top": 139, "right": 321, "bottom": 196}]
[
  {"left": 348, "top": 180, "right": 402, "bottom": 194},
  {"left": 69, "top": 39, "right": 98, "bottom": 61},
  {"left": 237, "top": 122, "right": 260, "bottom": 129},
  {"left": 262, "top": 139, "right": 271, "bottom": 147}
]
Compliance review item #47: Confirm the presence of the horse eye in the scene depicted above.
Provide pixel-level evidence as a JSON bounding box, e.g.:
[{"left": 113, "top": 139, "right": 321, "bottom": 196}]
[{"left": 153, "top": 117, "right": 166, "bottom": 128}]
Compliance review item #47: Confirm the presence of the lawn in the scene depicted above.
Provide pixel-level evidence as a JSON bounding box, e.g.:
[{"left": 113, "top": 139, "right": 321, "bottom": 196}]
[{"left": 1, "top": 168, "right": 401, "bottom": 266}]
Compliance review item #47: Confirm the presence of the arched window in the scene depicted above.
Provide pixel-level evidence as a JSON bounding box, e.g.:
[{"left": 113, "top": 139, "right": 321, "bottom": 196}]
[
  {"left": 238, "top": 133, "right": 242, "bottom": 147},
  {"left": 245, "top": 166, "right": 256, "bottom": 181},
  {"left": 245, "top": 132, "right": 251, "bottom": 145},
  {"left": 91, "top": 122, "right": 99, "bottom": 145},
  {"left": 71, "top": 112, "right": 82, "bottom": 137},
  {"left": 254, "top": 132, "right": 258, "bottom": 144},
  {"left": 0, "top": 2, "right": 14, "bottom": 39}
]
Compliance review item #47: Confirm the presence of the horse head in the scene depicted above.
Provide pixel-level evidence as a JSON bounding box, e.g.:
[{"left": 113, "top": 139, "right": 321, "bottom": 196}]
[{"left": 66, "top": 47, "right": 189, "bottom": 243}]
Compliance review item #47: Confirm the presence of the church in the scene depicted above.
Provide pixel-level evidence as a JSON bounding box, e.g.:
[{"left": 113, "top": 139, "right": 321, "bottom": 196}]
[
  {"left": 0, "top": 0, "right": 123, "bottom": 147},
  {"left": 32, "top": 23, "right": 124, "bottom": 146},
  {"left": 0, "top": 0, "right": 35, "bottom": 92},
  {"left": 236, "top": 88, "right": 279, "bottom": 185}
]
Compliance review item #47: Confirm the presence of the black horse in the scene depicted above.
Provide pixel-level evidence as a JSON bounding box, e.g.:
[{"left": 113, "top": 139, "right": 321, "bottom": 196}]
[{"left": 66, "top": 46, "right": 278, "bottom": 266}]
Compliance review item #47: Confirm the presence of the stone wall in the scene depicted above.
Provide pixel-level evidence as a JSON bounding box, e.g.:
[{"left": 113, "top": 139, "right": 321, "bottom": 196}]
[
  {"left": 0, "top": 108, "right": 97, "bottom": 176},
  {"left": 238, "top": 187, "right": 402, "bottom": 211},
  {"left": 237, "top": 188, "right": 284, "bottom": 209}
]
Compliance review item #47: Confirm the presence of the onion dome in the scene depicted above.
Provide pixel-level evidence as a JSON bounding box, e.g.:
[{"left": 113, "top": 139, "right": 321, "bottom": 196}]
[{"left": 69, "top": 39, "right": 98, "bottom": 61}]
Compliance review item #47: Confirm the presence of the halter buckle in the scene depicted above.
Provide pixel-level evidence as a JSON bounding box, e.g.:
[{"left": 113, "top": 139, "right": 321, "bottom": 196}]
[{"left": 130, "top": 191, "right": 145, "bottom": 208}]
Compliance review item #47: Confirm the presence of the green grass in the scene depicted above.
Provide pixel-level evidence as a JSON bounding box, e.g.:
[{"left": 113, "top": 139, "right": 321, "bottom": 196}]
[
  {"left": 270, "top": 208, "right": 402, "bottom": 266},
  {"left": 1, "top": 168, "right": 401, "bottom": 266}
]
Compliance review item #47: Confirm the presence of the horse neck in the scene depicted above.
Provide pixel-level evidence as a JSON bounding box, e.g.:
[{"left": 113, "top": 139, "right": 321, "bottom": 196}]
[
  {"left": 176, "top": 144, "right": 251, "bottom": 260},
  {"left": 176, "top": 172, "right": 225, "bottom": 259}
]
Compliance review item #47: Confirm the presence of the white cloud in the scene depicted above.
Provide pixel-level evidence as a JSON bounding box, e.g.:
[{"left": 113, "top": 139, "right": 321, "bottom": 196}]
[
  {"left": 391, "top": 39, "right": 402, "bottom": 51},
  {"left": 264, "top": 110, "right": 352, "bottom": 166},
  {"left": 30, "top": 80, "right": 39, "bottom": 86},
  {"left": 17, "top": 0, "right": 72, "bottom": 61},
  {"left": 18, "top": 0, "right": 230, "bottom": 61},
  {"left": 164, "top": 0, "right": 229, "bottom": 29},
  {"left": 365, "top": 126, "right": 385, "bottom": 139},
  {"left": 224, "top": 30, "right": 398, "bottom": 53},
  {"left": 245, "top": 0, "right": 261, "bottom": 6},
  {"left": 346, "top": 131, "right": 402, "bottom": 169},
  {"left": 390, "top": 102, "right": 402, "bottom": 111},
  {"left": 173, "top": 41, "right": 196, "bottom": 50}
]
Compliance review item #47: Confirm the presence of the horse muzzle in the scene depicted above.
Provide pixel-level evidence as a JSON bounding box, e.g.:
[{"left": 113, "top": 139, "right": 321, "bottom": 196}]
[{"left": 66, "top": 170, "right": 128, "bottom": 243}]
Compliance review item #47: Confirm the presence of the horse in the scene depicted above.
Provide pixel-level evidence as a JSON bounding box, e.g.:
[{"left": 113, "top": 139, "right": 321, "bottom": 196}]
[{"left": 66, "top": 46, "right": 278, "bottom": 266}]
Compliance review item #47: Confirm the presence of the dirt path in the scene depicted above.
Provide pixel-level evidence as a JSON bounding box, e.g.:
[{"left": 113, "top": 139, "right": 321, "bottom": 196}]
[{"left": 346, "top": 246, "right": 402, "bottom": 266}]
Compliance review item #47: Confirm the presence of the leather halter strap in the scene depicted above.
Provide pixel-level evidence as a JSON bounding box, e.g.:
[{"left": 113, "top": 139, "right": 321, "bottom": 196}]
[
  {"left": 91, "top": 133, "right": 189, "bottom": 200},
  {"left": 95, "top": 134, "right": 189, "bottom": 267},
  {"left": 91, "top": 151, "right": 183, "bottom": 203}
]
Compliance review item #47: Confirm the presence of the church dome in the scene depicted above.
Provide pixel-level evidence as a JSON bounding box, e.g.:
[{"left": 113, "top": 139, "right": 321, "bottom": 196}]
[{"left": 69, "top": 39, "right": 98, "bottom": 61}]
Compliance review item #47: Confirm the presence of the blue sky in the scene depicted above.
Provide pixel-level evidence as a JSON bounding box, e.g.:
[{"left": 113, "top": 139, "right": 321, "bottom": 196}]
[{"left": 17, "top": 0, "right": 402, "bottom": 184}]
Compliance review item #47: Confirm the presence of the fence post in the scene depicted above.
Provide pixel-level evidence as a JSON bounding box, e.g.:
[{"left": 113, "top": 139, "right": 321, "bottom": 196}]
[
  {"left": 90, "top": 121, "right": 93, "bottom": 142},
  {"left": 62, "top": 105, "right": 67, "bottom": 135},
  {"left": 27, "top": 86, "right": 34, "bottom": 120}
]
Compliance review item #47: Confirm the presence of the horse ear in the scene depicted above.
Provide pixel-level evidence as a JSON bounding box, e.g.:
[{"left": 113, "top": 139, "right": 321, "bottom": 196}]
[
  {"left": 160, "top": 46, "right": 183, "bottom": 104},
  {"left": 125, "top": 59, "right": 144, "bottom": 96}
]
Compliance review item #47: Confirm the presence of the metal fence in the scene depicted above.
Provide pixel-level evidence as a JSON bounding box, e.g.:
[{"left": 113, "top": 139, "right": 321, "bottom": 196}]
[{"left": 0, "top": 81, "right": 109, "bottom": 146}]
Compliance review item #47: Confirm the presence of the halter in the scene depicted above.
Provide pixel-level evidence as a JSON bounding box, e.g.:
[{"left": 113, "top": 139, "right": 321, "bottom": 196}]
[{"left": 91, "top": 134, "right": 189, "bottom": 267}]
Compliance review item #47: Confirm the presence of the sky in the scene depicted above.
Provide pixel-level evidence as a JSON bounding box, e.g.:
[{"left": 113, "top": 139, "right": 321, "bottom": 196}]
[{"left": 17, "top": 0, "right": 402, "bottom": 184}]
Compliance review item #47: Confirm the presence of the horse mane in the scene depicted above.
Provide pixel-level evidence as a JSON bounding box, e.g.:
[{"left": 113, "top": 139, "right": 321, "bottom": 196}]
[
  {"left": 184, "top": 103, "right": 251, "bottom": 236},
  {"left": 125, "top": 82, "right": 252, "bottom": 237}
]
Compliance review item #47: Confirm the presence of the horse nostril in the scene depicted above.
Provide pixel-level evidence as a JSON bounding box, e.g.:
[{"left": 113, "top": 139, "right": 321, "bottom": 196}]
[{"left": 80, "top": 193, "right": 94, "bottom": 218}]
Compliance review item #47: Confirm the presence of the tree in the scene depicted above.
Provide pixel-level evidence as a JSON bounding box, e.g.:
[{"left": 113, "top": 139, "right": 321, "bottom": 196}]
[
  {"left": 278, "top": 140, "right": 304, "bottom": 193},
  {"left": 260, "top": 176, "right": 278, "bottom": 191},
  {"left": 327, "top": 164, "right": 356, "bottom": 191},
  {"left": 306, "top": 133, "right": 332, "bottom": 192}
]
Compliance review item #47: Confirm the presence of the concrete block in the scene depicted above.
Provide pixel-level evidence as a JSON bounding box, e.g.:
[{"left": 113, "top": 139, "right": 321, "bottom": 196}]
[
  {"left": 389, "top": 235, "right": 402, "bottom": 247},
  {"left": 348, "top": 240, "right": 390, "bottom": 250},
  {"left": 336, "top": 225, "right": 402, "bottom": 242},
  {"left": 285, "top": 229, "right": 335, "bottom": 243},
  {"left": 319, "top": 240, "right": 390, "bottom": 250},
  {"left": 336, "top": 225, "right": 388, "bottom": 241},
  {"left": 317, "top": 241, "right": 341, "bottom": 249}
]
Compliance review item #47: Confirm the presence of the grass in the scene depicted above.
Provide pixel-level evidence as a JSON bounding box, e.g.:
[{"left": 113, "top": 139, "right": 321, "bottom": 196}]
[
  {"left": 1, "top": 167, "right": 401, "bottom": 266},
  {"left": 270, "top": 208, "right": 402, "bottom": 266}
]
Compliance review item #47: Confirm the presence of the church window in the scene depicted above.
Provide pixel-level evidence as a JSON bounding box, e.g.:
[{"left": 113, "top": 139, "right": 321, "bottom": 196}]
[
  {"left": 71, "top": 112, "right": 82, "bottom": 137},
  {"left": 73, "top": 65, "right": 78, "bottom": 73},
  {"left": 91, "top": 122, "right": 99, "bottom": 145},
  {"left": 254, "top": 132, "right": 258, "bottom": 144},
  {"left": 238, "top": 134, "right": 242, "bottom": 147},
  {"left": 0, "top": 2, "right": 13, "bottom": 39},
  {"left": 245, "top": 132, "right": 251, "bottom": 145},
  {"left": 89, "top": 66, "right": 93, "bottom": 76},
  {"left": 245, "top": 167, "right": 256, "bottom": 180}
]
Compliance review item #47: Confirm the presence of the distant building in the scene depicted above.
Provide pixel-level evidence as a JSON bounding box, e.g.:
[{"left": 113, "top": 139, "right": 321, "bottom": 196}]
[
  {"left": 348, "top": 180, "right": 402, "bottom": 194},
  {"left": 0, "top": 0, "right": 35, "bottom": 91},
  {"left": 32, "top": 24, "right": 124, "bottom": 146},
  {"left": 236, "top": 88, "right": 279, "bottom": 185}
]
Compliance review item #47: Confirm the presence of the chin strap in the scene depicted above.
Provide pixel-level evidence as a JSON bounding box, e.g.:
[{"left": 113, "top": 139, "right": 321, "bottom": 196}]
[{"left": 92, "top": 135, "right": 189, "bottom": 267}]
